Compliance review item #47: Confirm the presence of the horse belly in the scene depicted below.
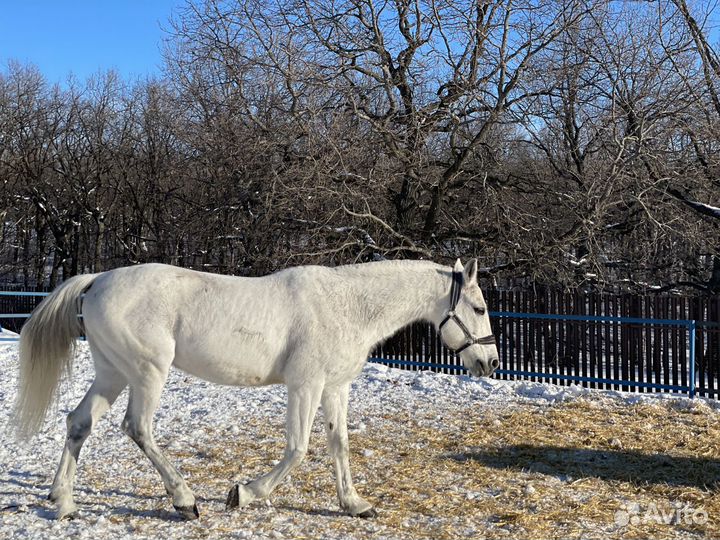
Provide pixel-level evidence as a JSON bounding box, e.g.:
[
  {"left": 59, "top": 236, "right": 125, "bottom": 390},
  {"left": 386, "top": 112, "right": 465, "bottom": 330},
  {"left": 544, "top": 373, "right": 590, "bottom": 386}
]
[{"left": 172, "top": 338, "right": 281, "bottom": 386}]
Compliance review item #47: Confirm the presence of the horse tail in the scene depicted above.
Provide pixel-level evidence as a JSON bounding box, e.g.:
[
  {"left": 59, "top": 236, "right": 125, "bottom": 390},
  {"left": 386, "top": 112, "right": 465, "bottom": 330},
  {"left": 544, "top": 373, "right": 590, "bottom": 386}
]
[{"left": 13, "top": 273, "right": 99, "bottom": 440}]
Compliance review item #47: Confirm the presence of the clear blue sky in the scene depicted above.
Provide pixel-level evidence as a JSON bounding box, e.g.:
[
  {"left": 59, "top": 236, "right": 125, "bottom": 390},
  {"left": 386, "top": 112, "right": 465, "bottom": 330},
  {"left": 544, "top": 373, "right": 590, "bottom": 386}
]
[{"left": 0, "top": 0, "right": 182, "bottom": 84}]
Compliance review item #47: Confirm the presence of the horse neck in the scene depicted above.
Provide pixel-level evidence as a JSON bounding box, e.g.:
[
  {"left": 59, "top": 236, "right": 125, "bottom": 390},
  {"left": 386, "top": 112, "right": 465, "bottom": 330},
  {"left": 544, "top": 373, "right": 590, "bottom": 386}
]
[{"left": 341, "top": 261, "right": 450, "bottom": 346}]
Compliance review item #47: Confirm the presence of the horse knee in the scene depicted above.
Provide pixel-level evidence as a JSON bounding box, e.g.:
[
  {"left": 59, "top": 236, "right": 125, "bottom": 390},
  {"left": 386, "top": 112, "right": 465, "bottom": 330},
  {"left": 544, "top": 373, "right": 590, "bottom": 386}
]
[{"left": 330, "top": 434, "right": 349, "bottom": 455}]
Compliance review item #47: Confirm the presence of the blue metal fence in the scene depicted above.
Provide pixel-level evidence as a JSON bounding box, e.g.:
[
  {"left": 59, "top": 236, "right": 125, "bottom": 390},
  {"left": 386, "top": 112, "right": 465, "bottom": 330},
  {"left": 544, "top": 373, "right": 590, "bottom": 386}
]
[{"left": 0, "top": 291, "right": 49, "bottom": 341}]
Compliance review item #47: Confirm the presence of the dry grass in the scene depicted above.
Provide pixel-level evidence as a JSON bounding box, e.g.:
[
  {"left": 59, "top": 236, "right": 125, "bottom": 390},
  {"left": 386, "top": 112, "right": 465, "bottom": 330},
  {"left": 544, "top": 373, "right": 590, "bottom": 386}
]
[
  {"left": 403, "top": 401, "right": 718, "bottom": 538},
  {"left": 337, "top": 398, "right": 720, "bottom": 539},
  {"left": 75, "top": 396, "right": 720, "bottom": 539}
]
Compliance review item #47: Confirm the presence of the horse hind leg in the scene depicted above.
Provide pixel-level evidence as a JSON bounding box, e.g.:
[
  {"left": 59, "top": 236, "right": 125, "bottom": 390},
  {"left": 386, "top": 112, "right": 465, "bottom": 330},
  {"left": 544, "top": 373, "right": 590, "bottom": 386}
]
[
  {"left": 49, "top": 361, "right": 127, "bottom": 519},
  {"left": 121, "top": 366, "right": 198, "bottom": 520}
]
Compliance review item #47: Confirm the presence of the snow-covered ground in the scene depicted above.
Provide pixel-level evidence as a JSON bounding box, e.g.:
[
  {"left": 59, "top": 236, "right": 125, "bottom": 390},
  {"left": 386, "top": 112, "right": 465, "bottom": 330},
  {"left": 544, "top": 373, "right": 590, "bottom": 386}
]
[
  {"left": 0, "top": 328, "right": 19, "bottom": 341},
  {"left": 0, "top": 341, "right": 717, "bottom": 539}
]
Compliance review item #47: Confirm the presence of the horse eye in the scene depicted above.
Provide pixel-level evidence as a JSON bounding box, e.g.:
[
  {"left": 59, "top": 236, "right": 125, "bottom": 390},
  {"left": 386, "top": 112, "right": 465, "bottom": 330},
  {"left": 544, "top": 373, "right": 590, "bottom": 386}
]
[{"left": 474, "top": 306, "right": 486, "bottom": 316}]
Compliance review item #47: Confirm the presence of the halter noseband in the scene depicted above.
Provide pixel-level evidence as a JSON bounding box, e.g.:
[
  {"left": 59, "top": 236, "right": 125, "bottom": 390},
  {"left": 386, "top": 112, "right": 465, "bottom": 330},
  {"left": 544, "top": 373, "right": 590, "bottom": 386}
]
[{"left": 438, "top": 270, "right": 496, "bottom": 354}]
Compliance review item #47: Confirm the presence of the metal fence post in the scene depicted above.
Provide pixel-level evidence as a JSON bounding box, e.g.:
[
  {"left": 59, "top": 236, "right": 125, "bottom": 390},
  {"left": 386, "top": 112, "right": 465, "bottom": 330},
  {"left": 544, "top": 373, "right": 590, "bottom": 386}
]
[{"left": 689, "top": 319, "right": 696, "bottom": 399}]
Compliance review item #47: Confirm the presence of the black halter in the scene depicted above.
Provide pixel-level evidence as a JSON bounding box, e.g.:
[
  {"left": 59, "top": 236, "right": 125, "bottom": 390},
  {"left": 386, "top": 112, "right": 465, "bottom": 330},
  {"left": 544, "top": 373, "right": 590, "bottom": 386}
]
[{"left": 438, "top": 271, "right": 496, "bottom": 354}]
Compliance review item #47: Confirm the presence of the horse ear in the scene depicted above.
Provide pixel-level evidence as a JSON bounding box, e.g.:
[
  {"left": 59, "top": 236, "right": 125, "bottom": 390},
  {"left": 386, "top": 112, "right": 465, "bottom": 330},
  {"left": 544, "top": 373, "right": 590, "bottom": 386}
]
[
  {"left": 464, "top": 258, "right": 478, "bottom": 283},
  {"left": 453, "top": 259, "right": 463, "bottom": 273}
]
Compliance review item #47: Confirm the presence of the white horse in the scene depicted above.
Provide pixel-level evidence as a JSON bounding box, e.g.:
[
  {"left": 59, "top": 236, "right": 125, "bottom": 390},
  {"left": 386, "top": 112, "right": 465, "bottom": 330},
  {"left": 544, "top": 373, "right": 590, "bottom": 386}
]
[{"left": 12, "top": 258, "right": 498, "bottom": 520}]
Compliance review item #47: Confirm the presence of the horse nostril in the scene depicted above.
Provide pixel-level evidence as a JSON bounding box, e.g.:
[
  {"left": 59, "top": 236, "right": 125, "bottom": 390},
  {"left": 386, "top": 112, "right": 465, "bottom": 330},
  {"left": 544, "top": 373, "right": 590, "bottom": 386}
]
[{"left": 490, "top": 358, "right": 499, "bottom": 369}]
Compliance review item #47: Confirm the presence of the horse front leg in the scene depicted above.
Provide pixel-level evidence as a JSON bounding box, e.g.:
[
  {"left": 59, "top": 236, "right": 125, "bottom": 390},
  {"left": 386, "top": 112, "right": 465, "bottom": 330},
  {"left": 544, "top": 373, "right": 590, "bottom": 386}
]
[
  {"left": 321, "top": 383, "right": 376, "bottom": 518},
  {"left": 226, "top": 382, "right": 322, "bottom": 509}
]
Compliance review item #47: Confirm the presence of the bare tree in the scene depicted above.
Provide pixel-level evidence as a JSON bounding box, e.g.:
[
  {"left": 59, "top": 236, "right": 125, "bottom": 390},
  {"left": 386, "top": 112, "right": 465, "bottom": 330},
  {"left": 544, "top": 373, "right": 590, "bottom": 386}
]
[{"left": 1, "top": 0, "right": 719, "bottom": 293}]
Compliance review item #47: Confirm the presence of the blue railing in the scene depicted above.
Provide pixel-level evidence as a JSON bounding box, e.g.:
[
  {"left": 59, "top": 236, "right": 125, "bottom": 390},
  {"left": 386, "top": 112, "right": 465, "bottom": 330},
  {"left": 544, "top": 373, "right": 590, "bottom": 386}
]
[{"left": 0, "top": 292, "right": 702, "bottom": 397}]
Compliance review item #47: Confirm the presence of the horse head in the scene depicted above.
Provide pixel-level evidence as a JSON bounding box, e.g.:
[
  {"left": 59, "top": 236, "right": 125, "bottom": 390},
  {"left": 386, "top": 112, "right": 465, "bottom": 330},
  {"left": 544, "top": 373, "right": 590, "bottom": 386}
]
[{"left": 437, "top": 259, "right": 499, "bottom": 377}]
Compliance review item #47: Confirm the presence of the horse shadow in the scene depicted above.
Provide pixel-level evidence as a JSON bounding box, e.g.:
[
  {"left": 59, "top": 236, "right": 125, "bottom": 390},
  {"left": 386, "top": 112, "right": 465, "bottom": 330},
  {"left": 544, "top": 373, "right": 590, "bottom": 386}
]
[
  {"left": 1, "top": 469, "right": 190, "bottom": 521},
  {"left": 2, "top": 470, "right": 329, "bottom": 522},
  {"left": 447, "top": 445, "right": 720, "bottom": 490}
]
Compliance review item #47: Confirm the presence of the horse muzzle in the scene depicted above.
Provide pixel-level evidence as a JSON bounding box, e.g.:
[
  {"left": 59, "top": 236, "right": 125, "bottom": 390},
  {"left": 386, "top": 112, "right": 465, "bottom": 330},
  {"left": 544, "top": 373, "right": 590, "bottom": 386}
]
[{"left": 473, "top": 356, "right": 499, "bottom": 377}]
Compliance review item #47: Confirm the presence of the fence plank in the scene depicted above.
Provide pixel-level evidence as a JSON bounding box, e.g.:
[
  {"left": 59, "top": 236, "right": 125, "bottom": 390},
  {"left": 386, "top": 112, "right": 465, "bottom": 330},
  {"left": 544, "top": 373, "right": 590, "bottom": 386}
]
[
  {"left": 671, "top": 297, "right": 677, "bottom": 389},
  {"left": 644, "top": 295, "right": 652, "bottom": 393}
]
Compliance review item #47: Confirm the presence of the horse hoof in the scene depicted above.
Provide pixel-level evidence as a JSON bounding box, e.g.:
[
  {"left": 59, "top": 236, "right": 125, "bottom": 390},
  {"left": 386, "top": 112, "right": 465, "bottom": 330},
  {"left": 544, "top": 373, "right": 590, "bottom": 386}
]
[
  {"left": 357, "top": 507, "right": 378, "bottom": 519},
  {"left": 226, "top": 484, "right": 240, "bottom": 509},
  {"left": 174, "top": 503, "right": 200, "bottom": 520},
  {"left": 226, "top": 483, "right": 255, "bottom": 509},
  {"left": 56, "top": 502, "right": 79, "bottom": 520}
]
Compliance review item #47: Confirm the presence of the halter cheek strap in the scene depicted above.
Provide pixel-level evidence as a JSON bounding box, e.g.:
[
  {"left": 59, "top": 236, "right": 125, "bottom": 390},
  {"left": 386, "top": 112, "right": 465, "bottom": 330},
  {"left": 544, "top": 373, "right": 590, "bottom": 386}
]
[{"left": 439, "top": 270, "right": 496, "bottom": 353}]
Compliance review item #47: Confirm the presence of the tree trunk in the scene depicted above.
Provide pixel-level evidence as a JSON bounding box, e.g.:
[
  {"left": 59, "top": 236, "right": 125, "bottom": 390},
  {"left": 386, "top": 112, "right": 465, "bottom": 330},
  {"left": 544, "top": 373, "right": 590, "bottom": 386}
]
[{"left": 94, "top": 220, "right": 105, "bottom": 272}]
